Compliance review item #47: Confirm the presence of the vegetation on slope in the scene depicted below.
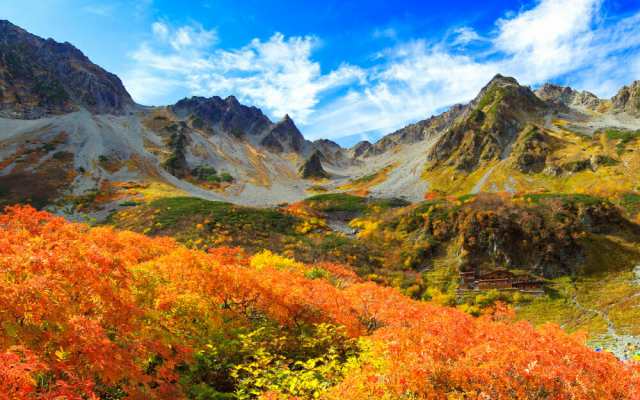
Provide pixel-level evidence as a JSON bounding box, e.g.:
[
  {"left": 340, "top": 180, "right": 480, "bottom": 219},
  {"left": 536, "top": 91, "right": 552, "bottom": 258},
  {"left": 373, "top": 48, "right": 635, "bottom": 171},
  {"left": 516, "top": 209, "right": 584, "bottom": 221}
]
[
  {"left": 107, "top": 191, "right": 640, "bottom": 349},
  {"left": 423, "top": 121, "right": 640, "bottom": 197},
  {"left": 110, "top": 197, "right": 300, "bottom": 253},
  {"left": 1, "top": 205, "right": 639, "bottom": 399}
]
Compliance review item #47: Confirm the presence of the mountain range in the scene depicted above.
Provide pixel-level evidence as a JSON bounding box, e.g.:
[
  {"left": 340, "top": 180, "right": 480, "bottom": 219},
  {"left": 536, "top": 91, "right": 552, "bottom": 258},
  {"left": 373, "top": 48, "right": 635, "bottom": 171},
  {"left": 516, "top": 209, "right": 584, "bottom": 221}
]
[
  {"left": 1, "top": 19, "right": 639, "bottom": 214},
  {"left": 1, "top": 19, "right": 640, "bottom": 397}
]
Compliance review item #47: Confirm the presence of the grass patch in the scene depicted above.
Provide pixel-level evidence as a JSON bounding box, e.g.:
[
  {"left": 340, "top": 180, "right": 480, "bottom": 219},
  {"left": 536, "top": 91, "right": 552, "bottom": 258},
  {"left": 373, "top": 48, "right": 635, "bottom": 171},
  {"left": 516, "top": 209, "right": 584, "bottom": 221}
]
[
  {"left": 457, "top": 194, "right": 477, "bottom": 202},
  {"left": 604, "top": 129, "right": 640, "bottom": 154},
  {"left": 522, "top": 193, "right": 604, "bottom": 206},
  {"left": 350, "top": 173, "right": 378, "bottom": 185},
  {"left": 605, "top": 129, "right": 640, "bottom": 142},
  {"left": 150, "top": 197, "right": 297, "bottom": 234},
  {"left": 305, "top": 193, "right": 409, "bottom": 214},
  {"left": 305, "top": 193, "right": 368, "bottom": 213},
  {"left": 620, "top": 192, "right": 640, "bottom": 208}
]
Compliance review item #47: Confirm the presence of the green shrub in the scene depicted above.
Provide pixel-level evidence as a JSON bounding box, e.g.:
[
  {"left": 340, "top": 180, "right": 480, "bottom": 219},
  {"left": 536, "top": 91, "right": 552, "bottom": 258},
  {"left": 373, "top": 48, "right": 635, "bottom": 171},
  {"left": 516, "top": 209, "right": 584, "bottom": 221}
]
[
  {"left": 219, "top": 172, "right": 234, "bottom": 183},
  {"left": 305, "top": 193, "right": 367, "bottom": 213}
]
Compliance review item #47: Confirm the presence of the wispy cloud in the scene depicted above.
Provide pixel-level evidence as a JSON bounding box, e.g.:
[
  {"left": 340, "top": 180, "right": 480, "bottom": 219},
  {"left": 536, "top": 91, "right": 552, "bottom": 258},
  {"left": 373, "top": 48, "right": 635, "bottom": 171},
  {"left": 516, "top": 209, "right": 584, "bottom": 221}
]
[
  {"left": 373, "top": 27, "right": 397, "bottom": 40},
  {"left": 151, "top": 21, "right": 218, "bottom": 50},
  {"left": 82, "top": 3, "right": 116, "bottom": 16},
  {"left": 82, "top": 0, "right": 153, "bottom": 19},
  {"left": 124, "top": 0, "right": 640, "bottom": 142},
  {"left": 451, "top": 27, "right": 483, "bottom": 46},
  {"left": 125, "top": 23, "right": 364, "bottom": 123},
  {"left": 307, "top": 0, "right": 640, "bottom": 140}
]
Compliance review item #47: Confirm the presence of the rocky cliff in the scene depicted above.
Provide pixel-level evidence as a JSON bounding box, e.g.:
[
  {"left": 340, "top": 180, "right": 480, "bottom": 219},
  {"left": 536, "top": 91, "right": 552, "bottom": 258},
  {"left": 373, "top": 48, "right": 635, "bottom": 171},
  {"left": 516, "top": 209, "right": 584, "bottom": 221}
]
[
  {"left": 427, "top": 74, "right": 547, "bottom": 172},
  {"left": 0, "top": 20, "right": 133, "bottom": 118}
]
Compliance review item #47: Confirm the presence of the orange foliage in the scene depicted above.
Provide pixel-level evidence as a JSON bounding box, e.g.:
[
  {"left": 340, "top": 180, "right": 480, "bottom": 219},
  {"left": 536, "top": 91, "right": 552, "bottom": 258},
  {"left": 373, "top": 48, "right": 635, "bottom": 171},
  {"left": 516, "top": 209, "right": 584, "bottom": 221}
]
[
  {"left": 0, "top": 347, "right": 44, "bottom": 400},
  {"left": 424, "top": 191, "right": 439, "bottom": 201},
  {"left": 0, "top": 206, "right": 638, "bottom": 399}
]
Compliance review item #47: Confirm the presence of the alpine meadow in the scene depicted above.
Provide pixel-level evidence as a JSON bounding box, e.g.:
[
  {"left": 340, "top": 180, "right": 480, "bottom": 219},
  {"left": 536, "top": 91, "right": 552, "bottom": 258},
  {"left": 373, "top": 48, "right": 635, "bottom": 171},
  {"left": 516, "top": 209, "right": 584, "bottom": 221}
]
[{"left": 1, "top": 0, "right": 640, "bottom": 399}]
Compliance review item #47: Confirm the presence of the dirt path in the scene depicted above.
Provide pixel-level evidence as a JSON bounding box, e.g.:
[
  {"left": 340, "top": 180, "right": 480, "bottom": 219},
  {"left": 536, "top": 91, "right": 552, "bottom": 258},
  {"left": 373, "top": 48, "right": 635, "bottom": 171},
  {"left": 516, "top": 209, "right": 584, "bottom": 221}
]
[{"left": 568, "top": 272, "right": 640, "bottom": 360}]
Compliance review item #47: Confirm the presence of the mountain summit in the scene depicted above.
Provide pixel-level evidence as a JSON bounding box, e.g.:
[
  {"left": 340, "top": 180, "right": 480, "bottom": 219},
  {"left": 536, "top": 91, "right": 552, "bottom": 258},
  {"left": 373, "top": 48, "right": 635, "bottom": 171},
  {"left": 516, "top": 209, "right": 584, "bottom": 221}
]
[
  {"left": 612, "top": 80, "right": 640, "bottom": 115},
  {"left": 427, "top": 74, "right": 546, "bottom": 172},
  {"left": 0, "top": 21, "right": 639, "bottom": 210},
  {"left": 0, "top": 20, "right": 133, "bottom": 118}
]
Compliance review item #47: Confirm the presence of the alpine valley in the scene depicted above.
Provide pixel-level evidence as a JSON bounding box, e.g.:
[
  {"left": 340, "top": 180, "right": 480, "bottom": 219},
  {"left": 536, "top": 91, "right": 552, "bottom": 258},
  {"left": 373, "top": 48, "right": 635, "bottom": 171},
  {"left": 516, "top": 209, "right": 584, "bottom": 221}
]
[{"left": 1, "top": 19, "right": 640, "bottom": 399}]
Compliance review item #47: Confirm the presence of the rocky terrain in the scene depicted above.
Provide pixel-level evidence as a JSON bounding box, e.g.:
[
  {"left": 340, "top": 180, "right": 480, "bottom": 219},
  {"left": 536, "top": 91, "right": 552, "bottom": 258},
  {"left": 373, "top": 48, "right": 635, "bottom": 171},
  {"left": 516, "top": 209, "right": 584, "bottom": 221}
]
[
  {"left": 1, "top": 18, "right": 640, "bottom": 370},
  {"left": 0, "top": 20, "right": 639, "bottom": 214},
  {"left": 0, "top": 20, "right": 132, "bottom": 118}
]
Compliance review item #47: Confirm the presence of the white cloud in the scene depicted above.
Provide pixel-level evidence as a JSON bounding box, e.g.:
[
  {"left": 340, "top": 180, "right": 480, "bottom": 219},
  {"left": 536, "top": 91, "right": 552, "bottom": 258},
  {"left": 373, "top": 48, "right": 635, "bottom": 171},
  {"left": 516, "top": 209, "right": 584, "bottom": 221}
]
[
  {"left": 451, "top": 27, "right": 482, "bottom": 46},
  {"left": 304, "top": 42, "right": 499, "bottom": 139},
  {"left": 124, "top": 0, "right": 640, "bottom": 141},
  {"left": 373, "top": 27, "right": 397, "bottom": 40},
  {"left": 125, "top": 25, "right": 364, "bottom": 122},
  {"left": 82, "top": 3, "right": 116, "bottom": 16},
  {"left": 150, "top": 21, "right": 218, "bottom": 51},
  {"left": 122, "top": 69, "right": 183, "bottom": 105},
  {"left": 188, "top": 34, "right": 366, "bottom": 122},
  {"left": 495, "top": 0, "right": 599, "bottom": 82},
  {"left": 307, "top": 0, "right": 640, "bottom": 140},
  {"left": 151, "top": 22, "right": 169, "bottom": 41}
]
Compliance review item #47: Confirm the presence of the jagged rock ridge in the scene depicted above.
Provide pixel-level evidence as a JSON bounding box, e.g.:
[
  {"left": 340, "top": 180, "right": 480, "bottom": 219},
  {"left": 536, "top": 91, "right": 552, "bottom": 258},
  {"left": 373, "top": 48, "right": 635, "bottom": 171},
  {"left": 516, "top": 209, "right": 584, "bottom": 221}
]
[
  {"left": 1, "top": 20, "right": 640, "bottom": 208},
  {"left": 0, "top": 20, "right": 133, "bottom": 118},
  {"left": 299, "top": 150, "right": 329, "bottom": 179},
  {"left": 535, "top": 83, "right": 601, "bottom": 110},
  {"left": 427, "top": 74, "right": 547, "bottom": 171},
  {"left": 612, "top": 80, "right": 640, "bottom": 115}
]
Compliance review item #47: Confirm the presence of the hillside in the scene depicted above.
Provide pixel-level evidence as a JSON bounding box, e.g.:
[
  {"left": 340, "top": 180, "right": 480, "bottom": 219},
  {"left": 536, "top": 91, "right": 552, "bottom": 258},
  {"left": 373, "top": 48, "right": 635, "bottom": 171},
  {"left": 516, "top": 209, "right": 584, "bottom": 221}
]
[
  {"left": 106, "top": 192, "right": 640, "bottom": 354},
  {"left": 422, "top": 75, "right": 640, "bottom": 196},
  {"left": 0, "top": 205, "right": 638, "bottom": 399},
  {"left": 2, "top": 21, "right": 639, "bottom": 214},
  {"left": 2, "top": 18, "right": 640, "bottom": 399}
]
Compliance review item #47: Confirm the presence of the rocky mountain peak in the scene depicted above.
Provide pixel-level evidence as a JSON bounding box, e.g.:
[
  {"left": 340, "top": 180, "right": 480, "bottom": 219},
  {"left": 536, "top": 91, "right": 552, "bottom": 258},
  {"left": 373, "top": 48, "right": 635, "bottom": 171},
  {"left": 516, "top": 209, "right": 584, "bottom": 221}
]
[
  {"left": 351, "top": 141, "right": 373, "bottom": 158},
  {"left": 473, "top": 74, "right": 542, "bottom": 111},
  {"left": 535, "top": 83, "right": 601, "bottom": 110},
  {"left": 299, "top": 150, "right": 329, "bottom": 179},
  {"left": 612, "top": 80, "right": 640, "bottom": 115},
  {"left": 428, "top": 74, "right": 547, "bottom": 171},
  {"left": 0, "top": 20, "right": 133, "bottom": 118},
  {"left": 224, "top": 95, "right": 242, "bottom": 108},
  {"left": 313, "top": 138, "right": 340, "bottom": 148},
  {"left": 536, "top": 83, "right": 576, "bottom": 102},
  {"left": 172, "top": 95, "right": 272, "bottom": 136},
  {"left": 486, "top": 73, "right": 519, "bottom": 87},
  {"left": 262, "top": 113, "right": 305, "bottom": 152},
  {"left": 172, "top": 94, "right": 309, "bottom": 153}
]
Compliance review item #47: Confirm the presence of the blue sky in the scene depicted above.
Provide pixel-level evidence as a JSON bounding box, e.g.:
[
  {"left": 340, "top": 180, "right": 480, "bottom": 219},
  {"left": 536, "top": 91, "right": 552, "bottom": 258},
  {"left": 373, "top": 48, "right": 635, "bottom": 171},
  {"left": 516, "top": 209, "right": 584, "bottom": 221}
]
[{"left": 2, "top": 0, "right": 640, "bottom": 145}]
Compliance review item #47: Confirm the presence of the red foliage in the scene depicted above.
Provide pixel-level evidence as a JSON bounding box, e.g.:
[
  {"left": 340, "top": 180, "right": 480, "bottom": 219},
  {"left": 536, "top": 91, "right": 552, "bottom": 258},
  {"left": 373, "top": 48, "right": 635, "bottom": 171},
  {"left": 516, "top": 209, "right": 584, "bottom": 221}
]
[{"left": 0, "top": 205, "right": 638, "bottom": 399}]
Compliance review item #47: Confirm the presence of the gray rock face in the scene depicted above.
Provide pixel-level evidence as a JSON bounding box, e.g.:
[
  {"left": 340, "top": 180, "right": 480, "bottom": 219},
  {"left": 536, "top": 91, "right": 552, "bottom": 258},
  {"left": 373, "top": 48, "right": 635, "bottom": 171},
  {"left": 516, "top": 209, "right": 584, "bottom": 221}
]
[
  {"left": 299, "top": 150, "right": 329, "bottom": 179},
  {"left": 0, "top": 20, "right": 133, "bottom": 118},
  {"left": 612, "top": 81, "right": 640, "bottom": 115},
  {"left": 172, "top": 95, "right": 272, "bottom": 136},
  {"left": 266, "top": 114, "right": 305, "bottom": 152},
  {"left": 427, "top": 74, "right": 547, "bottom": 172},
  {"left": 172, "top": 97, "right": 309, "bottom": 154},
  {"left": 351, "top": 103, "right": 466, "bottom": 159},
  {"left": 313, "top": 139, "right": 348, "bottom": 164},
  {"left": 313, "top": 139, "right": 341, "bottom": 154},
  {"left": 535, "top": 83, "right": 601, "bottom": 110},
  {"left": 351, "top": 141, "right": 372, "bottom": 158}
]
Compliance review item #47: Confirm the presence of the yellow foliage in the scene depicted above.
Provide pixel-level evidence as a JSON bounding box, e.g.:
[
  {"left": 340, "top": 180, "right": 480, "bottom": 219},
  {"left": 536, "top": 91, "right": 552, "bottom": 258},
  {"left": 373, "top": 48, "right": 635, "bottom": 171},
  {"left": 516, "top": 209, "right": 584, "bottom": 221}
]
[
  {"left": 296, "top": 217, "right": 327, "bottom": 234},
  {"left": 349, "top": 218, "right": 379, "bottom": 239},
  {"left": 250, "top": 250, "right": 306, "bottom": 272}
]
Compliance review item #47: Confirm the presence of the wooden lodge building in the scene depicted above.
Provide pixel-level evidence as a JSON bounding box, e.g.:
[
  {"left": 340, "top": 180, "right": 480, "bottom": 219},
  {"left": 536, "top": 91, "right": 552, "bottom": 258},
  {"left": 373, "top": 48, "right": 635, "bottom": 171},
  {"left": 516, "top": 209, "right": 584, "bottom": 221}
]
[{"left": 459, "top": 269, "right": 545, "bottom": 294}]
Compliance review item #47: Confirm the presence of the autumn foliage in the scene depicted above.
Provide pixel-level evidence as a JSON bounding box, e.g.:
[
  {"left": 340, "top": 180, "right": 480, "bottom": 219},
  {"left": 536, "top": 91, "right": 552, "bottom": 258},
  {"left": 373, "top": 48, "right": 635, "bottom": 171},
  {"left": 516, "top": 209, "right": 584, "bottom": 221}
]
[{"left": 0, "top": 205, "right": 638, "bottom": 399}]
